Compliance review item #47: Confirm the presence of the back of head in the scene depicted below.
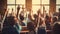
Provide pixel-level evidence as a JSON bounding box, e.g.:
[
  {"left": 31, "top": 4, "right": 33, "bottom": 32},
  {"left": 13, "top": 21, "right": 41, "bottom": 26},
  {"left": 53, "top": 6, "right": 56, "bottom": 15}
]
[
  {"left": 4, "top": 15, "right": 16, "bottom": 26},
  {"left": 53, "top": 22, "right": 60, "bottom": 34},
  {"left": 33, "top": 14, "right": 38, "bottom": 19},
  {"left": 53, "top": 17, "right": 57, "bottom": 23},
  {"left": 59, "top": 8, "right": 60, "bottom": 12},
  {"left": 19, "top": 14, "right": 24, "bottom": 21},
  {"left": 27, "top": 22, "right": 35, "bottom": 31}
]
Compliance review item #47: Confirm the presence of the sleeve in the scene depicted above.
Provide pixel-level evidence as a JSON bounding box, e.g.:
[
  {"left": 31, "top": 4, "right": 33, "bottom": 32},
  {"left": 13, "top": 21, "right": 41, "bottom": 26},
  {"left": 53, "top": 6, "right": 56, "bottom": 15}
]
[{"left": 14, "top": 24, "right": 22, "bottom": 33}]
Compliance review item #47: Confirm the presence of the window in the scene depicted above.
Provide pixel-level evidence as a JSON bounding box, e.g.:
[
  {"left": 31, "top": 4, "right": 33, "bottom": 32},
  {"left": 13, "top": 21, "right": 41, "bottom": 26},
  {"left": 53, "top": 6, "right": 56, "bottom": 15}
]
[
  {"left": 42, "top": 0, "right": 49, "bottom": 4},
  {"left": 56, "top": 6, "right": 60, "bottom": 12},
  {"left": 7, "top": 6, "right": 16, "bottom": 13},
  {"left": 7, "top": 0, "right": 15, "bottom": 4},
  {"left": 32, "top": 5, "right": 40, "bottom": 14},
  {"left": 44, "top": 6, "right": 49, "bottom": 13},
  {"left": 16, "top": 0, "right": 25, "bottom": 4},
  {"left": 56, "top": 0, "right": 60, "bottom": 4},
  {"left": 56, "top": 0, "right": 60, "bottom": 12},
  {"left": 7, "top": 0, "right": 25, "bottom": 14},
  {"left": 32, "top": 0, "right": 49, "bottom": 14},
  {"left": 32, "top": 0, "right": 40, "bottom": 4}
]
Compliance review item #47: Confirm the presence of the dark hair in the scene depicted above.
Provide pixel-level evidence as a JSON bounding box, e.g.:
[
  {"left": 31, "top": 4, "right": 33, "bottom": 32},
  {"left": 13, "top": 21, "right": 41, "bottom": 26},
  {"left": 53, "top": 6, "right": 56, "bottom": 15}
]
[
  {"left": 27, "top": 22, "right": 35, "bottom": 31},
  {"left": 53, "top": 23, "right": 60, "bottom": 34},
  {"left": 59, "top": 8, "right": 60, "bottom": 11},
  {"left": 33, "top": 14, "right": 38, "bottom": 18},
  {"left": 45, "top": 15, "right": 49, "bottom": 19},
  {"left": 4, "top": 16, "right": 16, "bottom": 26},
  {"left": 20, "top": 14, "right": 24, "bottom": 21},
  {"left": 53, "top": 17, "right": 57, "bottom": 22}
]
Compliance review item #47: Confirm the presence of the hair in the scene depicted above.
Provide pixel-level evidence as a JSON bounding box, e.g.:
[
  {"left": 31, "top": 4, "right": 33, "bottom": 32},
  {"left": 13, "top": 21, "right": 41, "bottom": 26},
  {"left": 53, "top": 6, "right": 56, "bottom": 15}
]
[
  {"left": 53, "top": 17, "right": 57, "bottom": 22},
  {"left": 59, "top": 8, "right": 60, "bottom": 11},
  {"left": 4, "top": 16, "right": 16, "bottom": 26},
  {"left": 19, "top": 14, "right": 24, "bottom": 21},
  {"left": 27, "top": 22, "right": 35, "bottom": 31},
  {"left": 33, "top": 14, "right": 38, "bottom": 19},
  {"left": 53, "top": 22, "right": 60, "bottom": 34}
]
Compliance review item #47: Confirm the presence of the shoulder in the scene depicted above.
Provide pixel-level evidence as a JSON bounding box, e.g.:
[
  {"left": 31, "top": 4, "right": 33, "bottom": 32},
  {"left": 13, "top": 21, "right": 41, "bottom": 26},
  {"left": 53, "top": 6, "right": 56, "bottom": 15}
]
[{"left": 2, "top": 26, "right": 19, "bottom": 34}]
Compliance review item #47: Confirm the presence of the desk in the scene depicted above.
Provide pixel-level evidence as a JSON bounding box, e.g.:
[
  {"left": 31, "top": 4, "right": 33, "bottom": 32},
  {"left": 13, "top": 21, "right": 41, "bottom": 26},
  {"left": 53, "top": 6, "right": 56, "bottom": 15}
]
[
  {"left": 20, "top": 30, "right": 29, "bottom": 33},
  {"left": 46, "top": 30, "right": 52, "bottom": 32},
  {"left": 20, "top": 26, "right": 29, "bottom": 34},
  {"left": 20, "top": 30, "right": 29, "bottom": 34},
  {"left": 46, "top": 30, "right": 52, "bottom": 34}
]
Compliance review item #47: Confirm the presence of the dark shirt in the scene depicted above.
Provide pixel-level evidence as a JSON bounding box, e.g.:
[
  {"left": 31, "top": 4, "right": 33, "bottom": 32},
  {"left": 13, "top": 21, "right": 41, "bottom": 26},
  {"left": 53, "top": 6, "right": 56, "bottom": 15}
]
[
  {"left": 38, "top": 27, "right": 46, "bottom": 34},
  {"left": 2, "top": 26, "right": 19, "bottom": 34},
  {"left": 21, "top": 22, "right": 25, "bottom": 26}
]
